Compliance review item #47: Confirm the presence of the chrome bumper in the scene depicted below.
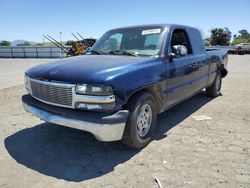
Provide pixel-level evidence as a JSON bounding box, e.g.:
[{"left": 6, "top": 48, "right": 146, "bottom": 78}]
[{"left": 22, "top": 98, "right": 129, "bottom": 142}]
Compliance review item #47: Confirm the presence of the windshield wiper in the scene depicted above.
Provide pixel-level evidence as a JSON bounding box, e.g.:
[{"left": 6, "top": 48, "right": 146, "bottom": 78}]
[
  {"left": 109, "top": 50, "right": 138, "bottom": 57},
  {"left": 87, "top": 49, "right": 105, "bottom": 55}
]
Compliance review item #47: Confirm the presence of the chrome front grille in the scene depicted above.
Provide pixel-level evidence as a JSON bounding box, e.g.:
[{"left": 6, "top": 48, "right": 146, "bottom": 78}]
[{"left": 29, "top": 79, "right": 73, "bottom": 107}]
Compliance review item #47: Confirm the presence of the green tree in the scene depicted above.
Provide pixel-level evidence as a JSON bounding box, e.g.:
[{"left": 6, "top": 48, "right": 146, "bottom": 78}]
[
  {"left": 238, "top": 29, "right": 250, "bottom": 39},
  {"left": 231, "top": 38, "right": 250, "bottom": 45},
  {"left": 232, "top": 29, "right": 250, "bottom": 45},
  {"left": 210, "top": 28, "right": 231, "bottom": 46},
  {"left": 35, "top": 43, "right": 45, "bottom": 46},
  {"left": 0, "top": 40, "right": 11, "bottom": 46},
  {"left": 17, "top": 42, "right": 31, "bottom": 46}
]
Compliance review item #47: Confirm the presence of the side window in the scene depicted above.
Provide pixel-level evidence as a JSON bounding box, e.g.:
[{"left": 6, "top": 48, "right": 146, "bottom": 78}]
[{"left": 170, "top": 29, "right": 192, "bottom": 57}]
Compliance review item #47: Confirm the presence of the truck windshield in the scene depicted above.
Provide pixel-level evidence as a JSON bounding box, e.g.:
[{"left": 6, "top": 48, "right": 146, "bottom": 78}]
[{"left": 89, "top": 27, "right": 165, "bottom": 57}]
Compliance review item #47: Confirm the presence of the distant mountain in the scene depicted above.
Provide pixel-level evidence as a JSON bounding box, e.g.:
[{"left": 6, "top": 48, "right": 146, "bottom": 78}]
[{"left": 11, "top": 40, "right": 36, "bottom": 46}]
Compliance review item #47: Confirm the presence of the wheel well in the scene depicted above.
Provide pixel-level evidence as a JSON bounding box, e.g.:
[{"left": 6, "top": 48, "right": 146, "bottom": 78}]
[
  {"left": 125, "top": 86, "right": 163, "bottom": 113},
  {"left": 218, "top": 64, "right": 227, "bottom": 78}
]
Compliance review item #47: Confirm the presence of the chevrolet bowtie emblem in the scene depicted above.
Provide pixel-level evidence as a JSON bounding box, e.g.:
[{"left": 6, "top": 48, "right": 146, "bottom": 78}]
[{"left": 50, "top": 70, "right": 58, "bottom": 76}]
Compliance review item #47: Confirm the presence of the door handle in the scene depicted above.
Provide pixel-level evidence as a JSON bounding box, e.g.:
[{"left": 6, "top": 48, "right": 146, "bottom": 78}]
[
  {"left": 192, "top": 62, "right": 197, "bottom": 67},
  {"left": 189, "top": 62, "right": 197, "bottom": 68}
]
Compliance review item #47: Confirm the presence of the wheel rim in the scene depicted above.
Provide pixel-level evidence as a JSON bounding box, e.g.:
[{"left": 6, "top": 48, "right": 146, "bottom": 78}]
[
  {"left": 136, "top": 104, "right": 152, "bottom": 137},
  {"left": 215, "top": 75, "right": 221, "bottom": 94}
]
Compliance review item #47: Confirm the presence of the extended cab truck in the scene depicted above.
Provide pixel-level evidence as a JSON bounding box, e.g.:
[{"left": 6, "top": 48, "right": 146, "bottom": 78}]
[{"left": 22, "top": 24, "right": 228, "bottom": 148}]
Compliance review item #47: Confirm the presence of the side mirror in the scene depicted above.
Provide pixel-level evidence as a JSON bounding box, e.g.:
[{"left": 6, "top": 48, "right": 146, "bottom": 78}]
[
  {"left": 172, "top": 45, "right": 188, "bottom": 57},
  {"left": 168, "top": 52, "right": 176, "bottom": 61}
]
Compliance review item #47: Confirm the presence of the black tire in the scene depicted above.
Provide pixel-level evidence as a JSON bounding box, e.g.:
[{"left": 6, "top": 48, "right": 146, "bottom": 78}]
[
  {"left": 206, "top": 71, "right": 222, "bottom": 97},
  {"left": 121, "top": 91, "right": 157, "bottom": 149}
]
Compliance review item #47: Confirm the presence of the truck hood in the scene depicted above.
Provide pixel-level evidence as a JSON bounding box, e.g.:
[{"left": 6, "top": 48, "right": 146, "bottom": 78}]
[{"left": 26, "top": 55, "right": 152, "bottom": 84}]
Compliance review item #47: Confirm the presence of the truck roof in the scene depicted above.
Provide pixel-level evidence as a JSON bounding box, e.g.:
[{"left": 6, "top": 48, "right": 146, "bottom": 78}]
[{"left": 111, "top": 24, "right": 198, "bottom": 31}]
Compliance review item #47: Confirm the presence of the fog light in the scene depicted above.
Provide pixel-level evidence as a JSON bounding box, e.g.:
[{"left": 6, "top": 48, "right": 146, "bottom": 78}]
[
  {"left": 77, "top": 103, "right": 102, "bottom": 110},
  {"left": 77, "top": 103, "right": 87, "bottom": 109},
  {"left": 76, "top": 102, "right": 116, "bottom": 111}
]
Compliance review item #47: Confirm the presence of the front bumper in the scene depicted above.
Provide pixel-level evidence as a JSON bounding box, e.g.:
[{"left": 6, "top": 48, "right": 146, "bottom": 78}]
[{"left": 22, "top": 94, "right": 129, "bottom": 142}]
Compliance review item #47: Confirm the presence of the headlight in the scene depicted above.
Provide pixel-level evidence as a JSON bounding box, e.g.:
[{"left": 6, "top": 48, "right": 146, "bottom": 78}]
[
  {"left": 75, "top": 84, "right": 115, "bottom": 111},
  {"left": 76, "top": 84, "right": 113, "bottom": 96}
]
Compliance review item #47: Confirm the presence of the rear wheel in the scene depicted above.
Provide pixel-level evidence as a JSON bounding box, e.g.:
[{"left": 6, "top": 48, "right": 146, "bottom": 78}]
[
  {"left": 206, "top": 71, "right": 222, "bottom": 97},
  {"left": 121, "top": 91, "right": 157, "bottom": 149}
]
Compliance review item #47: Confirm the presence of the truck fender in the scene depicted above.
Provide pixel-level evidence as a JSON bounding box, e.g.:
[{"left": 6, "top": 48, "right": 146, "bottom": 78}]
[{"left": 126, "top": 84, "right": 164, "bottom": 113}]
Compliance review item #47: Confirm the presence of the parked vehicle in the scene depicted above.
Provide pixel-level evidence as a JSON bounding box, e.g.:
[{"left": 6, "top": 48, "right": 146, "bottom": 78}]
[
  {"left": 228, "top": 47, "right": 250, "bottom": 55},
  {"left": 22, "top": 24, "right": 228, "bottom": 148},
  {"left": 235, "top": 43, "right": 250, "bottom": 49}
]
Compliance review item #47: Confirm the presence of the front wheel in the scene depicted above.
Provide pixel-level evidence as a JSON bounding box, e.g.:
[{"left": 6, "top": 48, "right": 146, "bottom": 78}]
[
  {"left": 121, "top": 92, "right": 157, "bottom": 149},
  {"left": 206, "top": 71, "right": 222, "bottom": 97}
]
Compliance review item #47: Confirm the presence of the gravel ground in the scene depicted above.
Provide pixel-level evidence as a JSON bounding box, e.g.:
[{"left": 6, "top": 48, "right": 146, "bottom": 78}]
[{"left": 0, "top": 56, "right": 249, "bottom": 188}]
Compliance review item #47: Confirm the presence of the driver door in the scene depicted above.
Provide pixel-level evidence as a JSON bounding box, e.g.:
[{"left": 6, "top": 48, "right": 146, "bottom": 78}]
[{"left": 166, "top": 29, "right": 196, "bottom": 107}]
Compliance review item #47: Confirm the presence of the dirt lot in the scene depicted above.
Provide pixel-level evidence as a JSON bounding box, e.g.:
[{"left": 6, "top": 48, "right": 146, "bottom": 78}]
[{"left": 0, "top": 56, "right": 249, "bottom": 188}]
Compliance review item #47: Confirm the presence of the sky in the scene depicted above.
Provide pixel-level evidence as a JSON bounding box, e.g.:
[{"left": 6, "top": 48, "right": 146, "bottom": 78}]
[{"left": 0, "top": 0, "right": 250, "bottom": 42}]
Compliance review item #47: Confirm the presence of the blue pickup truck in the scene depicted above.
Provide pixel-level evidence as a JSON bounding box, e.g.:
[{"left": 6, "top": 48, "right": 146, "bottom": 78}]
[{"left": 22, "top": 24, "right": 228, "bottom": 148}]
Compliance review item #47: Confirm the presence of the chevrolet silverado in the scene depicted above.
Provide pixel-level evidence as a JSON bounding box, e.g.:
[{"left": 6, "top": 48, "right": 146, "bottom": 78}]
[{"left": 22, "top": 24, "right": 228, "bottom": 148}]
